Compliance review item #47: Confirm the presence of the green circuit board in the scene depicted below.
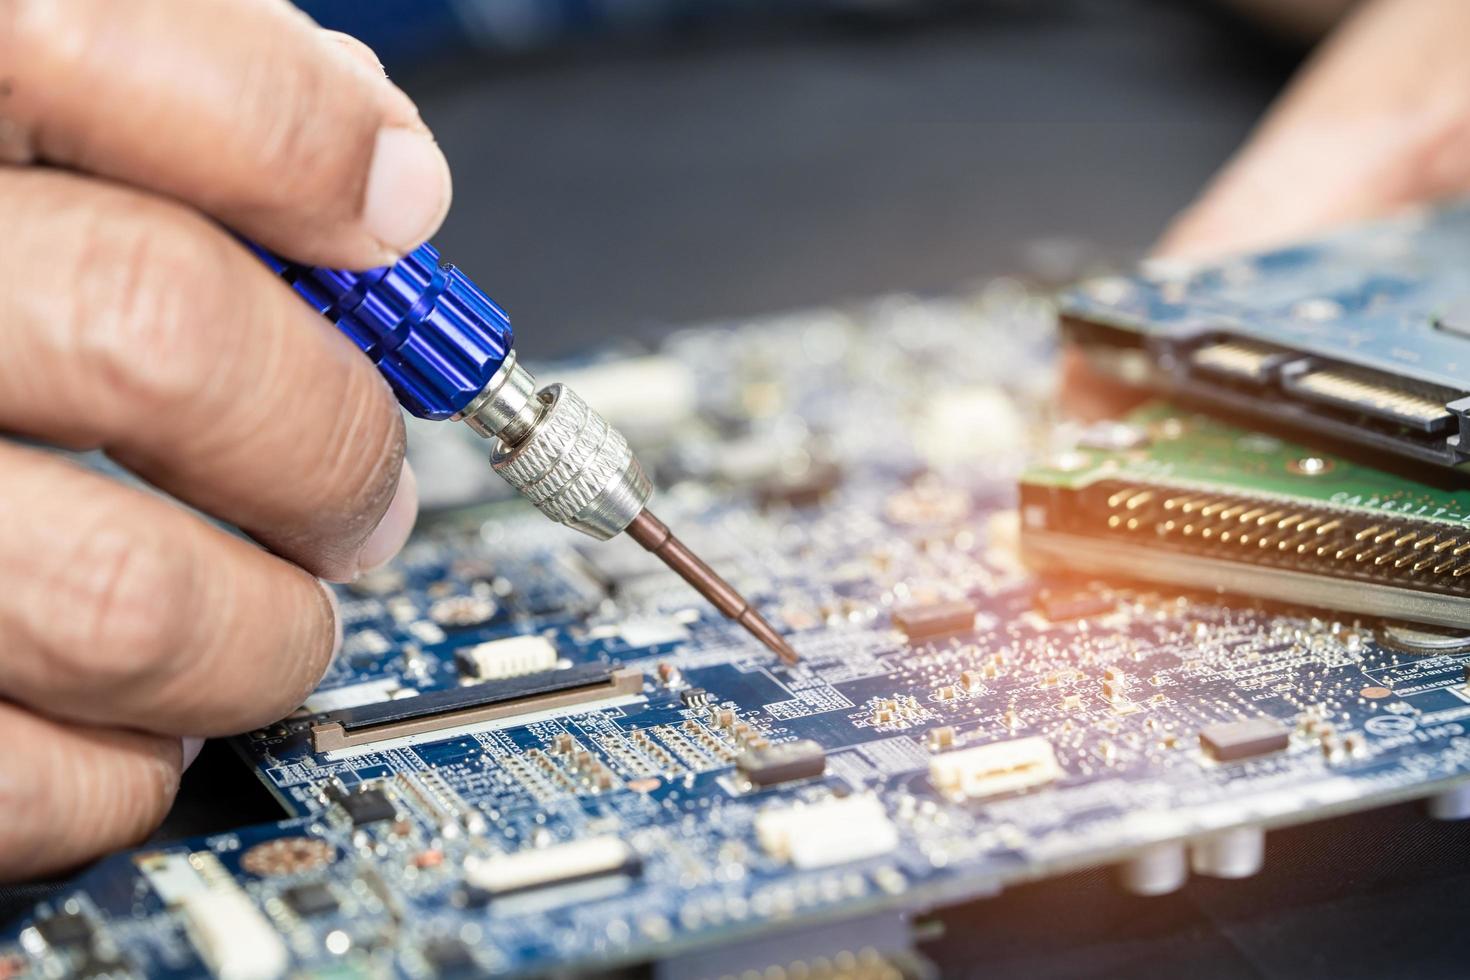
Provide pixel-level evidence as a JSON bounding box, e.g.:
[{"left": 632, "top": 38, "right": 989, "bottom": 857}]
[
  {"left": 1021, "top": 403, "right": 1470, "bottom": 626},
  {"left": 1025, "top": 403, "right": 1470, "bottom": 521}
]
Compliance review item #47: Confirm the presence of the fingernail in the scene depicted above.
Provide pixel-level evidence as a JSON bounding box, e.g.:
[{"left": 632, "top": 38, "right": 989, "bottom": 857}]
[
  {"left": 364, "top": 127, "right": 452, "bottom": 255},
  {"left": 319, "top": 578, "right": 344, "bottom": 663},
  {"left": 181, "top": 737, "right": 205, "bottom": 771},
  {"left": 357, "top": 463, "right": 418, "bottom": 575}
]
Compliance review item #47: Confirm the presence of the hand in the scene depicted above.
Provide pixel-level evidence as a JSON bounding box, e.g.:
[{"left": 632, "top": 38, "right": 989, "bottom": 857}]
[
  {"left": 0, "top": 0, "right": 450, "bottom": 878},
  {"left": 1064, "top": 0, "right": 1470, "bottom": 415},
  {"left": 1160, "top": 0, "right": 1470, "bottom": 259}
]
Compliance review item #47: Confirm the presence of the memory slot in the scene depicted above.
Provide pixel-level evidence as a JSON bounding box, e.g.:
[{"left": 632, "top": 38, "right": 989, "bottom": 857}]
[
  {"left": 1282, "top": 366, "right": 1457, "bottom": 433},
  {"left": 309, "top": 665, "right": 643, "bottom": 753},
  {"left": 1188, "top": 339, "right": 1293, "bottom": 384}
]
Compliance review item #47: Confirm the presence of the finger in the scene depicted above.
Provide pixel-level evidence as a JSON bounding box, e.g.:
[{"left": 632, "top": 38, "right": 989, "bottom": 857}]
[
  {"left": 0, "top": 0, "right": 451, "bottom": 266},
  {"left": 0, "top": 444, "right": 337, "bottom": 735},
  {"left": 0, "top": 701, "right": 181, "bottom": 879},
  {"left": 323, "top": 29, "right": 389, "bottom": 77},
  {"left": 1157, "top": 0, "right": 1470, "bottom": 260},
  {"left": 1157, "top": 115, "right": 1459, "bottom": 260},
  {"left": 0, "top": 168, "right": 415, "bottom": 582}
]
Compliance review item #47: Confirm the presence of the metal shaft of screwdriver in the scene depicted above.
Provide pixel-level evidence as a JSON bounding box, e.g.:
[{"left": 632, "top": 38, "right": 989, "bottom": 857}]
[
  {"left": 255, "top": 241, "right": 795, "bottom": 662},
  {"left": 625, "top": 510, "right": 799, "bottom": 665}
]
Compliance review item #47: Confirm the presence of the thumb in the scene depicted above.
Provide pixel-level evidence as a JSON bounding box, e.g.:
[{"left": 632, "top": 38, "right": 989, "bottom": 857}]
[{"left": 1, "top": 0, "right": 451, "bottom": 267}]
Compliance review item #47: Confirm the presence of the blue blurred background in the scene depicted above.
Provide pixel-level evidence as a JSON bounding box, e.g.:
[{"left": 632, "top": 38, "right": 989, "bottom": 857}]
[{"left": 299, "top": 0, "right": 1050, "bottom": 67}]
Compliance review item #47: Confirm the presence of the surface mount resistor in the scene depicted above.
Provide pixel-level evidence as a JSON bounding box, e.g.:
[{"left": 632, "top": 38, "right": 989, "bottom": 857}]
[
  {"left": 892, "top": 600, "right": 978, "bottom": 642},
  {"left": 736, "top": 739, "right": 827, "bottom": 787}
]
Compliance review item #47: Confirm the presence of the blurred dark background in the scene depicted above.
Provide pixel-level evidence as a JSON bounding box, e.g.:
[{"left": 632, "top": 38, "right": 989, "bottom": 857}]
[
  {"left": 21, "top": 2, "right": 1470, "bottom": 977},
  {"left": 304, "top": 0, "right": 1298, "bottom": 359}
]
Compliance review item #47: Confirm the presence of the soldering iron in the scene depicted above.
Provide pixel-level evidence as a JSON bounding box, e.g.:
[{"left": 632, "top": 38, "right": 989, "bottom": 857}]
[{"left": 252, "top": 242, "right": 798, "bottom": 664}]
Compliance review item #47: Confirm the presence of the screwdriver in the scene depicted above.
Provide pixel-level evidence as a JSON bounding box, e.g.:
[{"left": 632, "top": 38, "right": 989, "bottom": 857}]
[{"left": 252, "top": 242, "right": 798, "bottom": 665}]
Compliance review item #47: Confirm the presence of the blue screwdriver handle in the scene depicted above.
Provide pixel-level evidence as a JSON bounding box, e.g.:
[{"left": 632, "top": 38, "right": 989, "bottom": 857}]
[
  {"left": 248, "top": 241, "right": 798, "bottom": 660},
  {"left": 251, "top": 242, "right": 514, "bottom": 421}
]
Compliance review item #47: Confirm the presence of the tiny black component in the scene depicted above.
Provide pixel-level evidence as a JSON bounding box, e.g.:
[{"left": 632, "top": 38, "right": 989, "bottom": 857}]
[
  {"left": 757, "top": 461, "right": 843, "bottom": 509},
  {"left": 1034, "top": 586, "right": 1115, "bottom": 621},
  {"left": 35, "top": 909, "right": 94, "bottom": 948},
  {"left": 339, "top": 787, "right": 397, "bottom": 826},
  {"left": 282, "top": 882, "right": 339, "bottom": 917},
  {"left": 737, "top": 739, "right": 827, "bottom": 787},
  {"left": 422, "top": 938, "right": 478, "bottom": 977},
  {"left": 453, "top": 886, "right": 493, "bottom": 910},
  {"left": 452, "top": 648, "right": 482, "bottom": 679},
  {"left": 1199, "top": 718, "right": 1290, "bottom": 762},
  {"left": 681, "top": 688, "right": 710, "bottom": 708},
  {"left": 892, "top": 600, "right": 976, "bottom": 641}
]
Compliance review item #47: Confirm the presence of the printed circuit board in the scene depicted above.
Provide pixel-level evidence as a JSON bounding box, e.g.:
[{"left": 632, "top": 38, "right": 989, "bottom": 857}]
[{"left": 7, "top": 274, "right": 1470, "bottom": 979}]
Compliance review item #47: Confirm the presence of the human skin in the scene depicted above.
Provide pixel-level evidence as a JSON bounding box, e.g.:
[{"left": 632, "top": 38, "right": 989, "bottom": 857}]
[{"left": 0, "top": 0, "right": 449, "bottom": 878}]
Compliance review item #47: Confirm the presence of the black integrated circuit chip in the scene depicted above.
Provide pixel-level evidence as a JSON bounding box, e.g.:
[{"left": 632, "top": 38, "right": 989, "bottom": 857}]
[
  {"left": 333, "top": 787, "right": 397, "bottom": 826},
  {"left": 422, "top": 938, "right": 478, "bottom": 977},
  {"left": 1199, "top": 718, "right": 1290, "bottom": 762},
  {"left": 283, "top": 882, "right": 339, "bottom": 917},
  {"left": 737, "top": 739, "right": 827, "bottom": 787},
  {"left": 892, "top": 600, "right": 976, "bottom": 641},
  {"left": 35, "top": 910, "right": 94, "bottom": 948}
]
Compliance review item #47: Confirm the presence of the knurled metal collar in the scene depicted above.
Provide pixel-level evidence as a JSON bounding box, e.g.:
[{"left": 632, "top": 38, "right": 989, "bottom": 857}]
[{"left": 490, "top": 383, "right": 652, "bottom": 540}]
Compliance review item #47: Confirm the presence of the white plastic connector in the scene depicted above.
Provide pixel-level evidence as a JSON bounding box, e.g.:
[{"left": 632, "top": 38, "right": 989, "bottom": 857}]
[
  {"left": 755, "top": 795, "right": 899, "bottom": 869},
  {"left": 181, "top": 891, "right": 289, "bottom": 980},
  {"left": 464, "top": 836, "right": 632, "bottom": 895},
  {"left": 929, "top": 736, "right": 1060, "bottom": 800},
  {"left": 457, "top": 635, "right": 558, "bottom": 680}
]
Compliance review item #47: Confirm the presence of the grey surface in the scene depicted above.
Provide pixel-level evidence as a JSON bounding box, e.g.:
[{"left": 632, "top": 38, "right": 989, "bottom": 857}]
[
  {"left": 414, "top": 2, "right": 1289, "bottom": 358},
  {"left": 923, "top": 800, "right": 1470, "bottom": 979}
]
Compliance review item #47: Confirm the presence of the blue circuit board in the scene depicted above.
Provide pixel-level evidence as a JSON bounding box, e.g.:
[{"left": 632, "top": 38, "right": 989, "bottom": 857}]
[
  {"left": 1062, "top": 200, "right": 1470, "bottom": 389},
  {"left": 8, "top": 271, "right": 1470, "bottom": 979},
  {"left": 1060, "top": 200, "right": 1470, "bottom": 469}
]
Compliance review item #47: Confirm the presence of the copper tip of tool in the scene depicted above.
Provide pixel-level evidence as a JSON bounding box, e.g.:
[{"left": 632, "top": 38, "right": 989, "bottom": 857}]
[
  {"left": 625, "top": 509, "right": 799, "bottom": 665},
  {"left": 736, "top": 608, "right": 800, "bottom": 665}
]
